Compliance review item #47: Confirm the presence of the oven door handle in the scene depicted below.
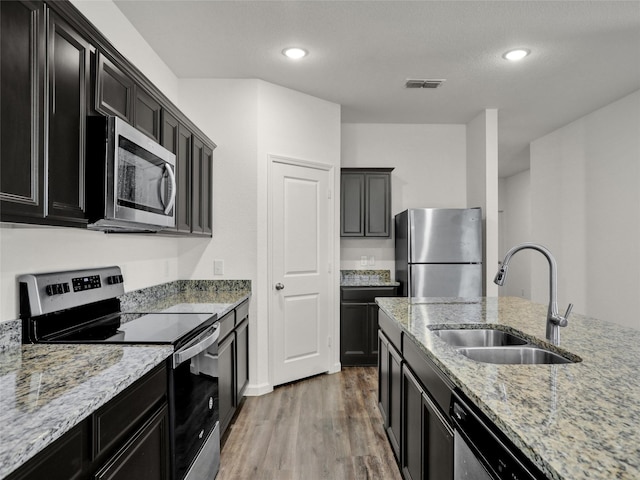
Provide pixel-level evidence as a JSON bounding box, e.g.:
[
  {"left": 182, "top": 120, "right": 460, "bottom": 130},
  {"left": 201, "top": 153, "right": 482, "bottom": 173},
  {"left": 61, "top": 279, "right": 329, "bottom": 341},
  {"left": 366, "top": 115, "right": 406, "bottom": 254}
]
[{"left": 173, "top": 324, "right": 220, "bottom": 368}]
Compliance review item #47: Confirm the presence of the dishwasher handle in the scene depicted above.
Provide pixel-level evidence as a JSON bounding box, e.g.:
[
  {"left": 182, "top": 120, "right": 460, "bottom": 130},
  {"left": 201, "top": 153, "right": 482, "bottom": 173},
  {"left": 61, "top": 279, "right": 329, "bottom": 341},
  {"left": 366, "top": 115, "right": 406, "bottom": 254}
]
[{"left": 173, "top": 324, "right": 220, "bottom": 368}]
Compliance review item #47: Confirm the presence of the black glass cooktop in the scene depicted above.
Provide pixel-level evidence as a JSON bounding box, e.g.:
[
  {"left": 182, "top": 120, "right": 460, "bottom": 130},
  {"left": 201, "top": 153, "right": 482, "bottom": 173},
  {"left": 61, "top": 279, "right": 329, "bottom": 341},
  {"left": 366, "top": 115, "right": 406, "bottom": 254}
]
[{"left": 43, "top": 311, "right": 216, "bottom": 346}]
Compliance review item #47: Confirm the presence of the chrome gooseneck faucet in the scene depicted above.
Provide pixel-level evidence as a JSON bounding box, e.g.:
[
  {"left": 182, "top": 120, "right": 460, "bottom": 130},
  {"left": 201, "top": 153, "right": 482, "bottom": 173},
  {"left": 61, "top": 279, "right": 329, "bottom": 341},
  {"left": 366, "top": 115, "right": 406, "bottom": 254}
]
[{"left": 494, "top": 243, "right": 572, "bottom": 345}]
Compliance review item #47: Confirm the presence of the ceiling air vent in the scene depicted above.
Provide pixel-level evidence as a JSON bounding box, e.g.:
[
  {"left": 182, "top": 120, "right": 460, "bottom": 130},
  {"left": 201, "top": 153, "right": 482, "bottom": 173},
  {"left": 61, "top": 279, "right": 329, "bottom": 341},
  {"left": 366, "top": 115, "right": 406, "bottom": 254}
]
[{"left": 405, "top": 79, "right": 445, "bottom": 89}]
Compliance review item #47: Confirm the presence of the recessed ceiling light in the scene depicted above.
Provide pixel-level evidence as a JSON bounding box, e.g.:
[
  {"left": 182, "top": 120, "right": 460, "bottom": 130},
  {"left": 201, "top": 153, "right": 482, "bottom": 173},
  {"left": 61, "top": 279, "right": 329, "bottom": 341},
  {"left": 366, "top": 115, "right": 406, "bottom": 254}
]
[
  {"left": 282, "top": 47, "right": 308, "bottom": 60},
  {"left": 503, "top": 49, "right": 530, "bottom": 61}
]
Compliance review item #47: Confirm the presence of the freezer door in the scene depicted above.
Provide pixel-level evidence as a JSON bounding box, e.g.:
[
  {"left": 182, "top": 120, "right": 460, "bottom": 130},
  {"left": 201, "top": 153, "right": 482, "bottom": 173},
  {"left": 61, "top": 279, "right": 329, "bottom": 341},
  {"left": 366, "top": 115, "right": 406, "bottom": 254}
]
[
  {"left": 409, "top": 208, "right": 482, "bottom": 263},
  {"left": 410, "top": 264, "right": 482, "bottom": 297}
]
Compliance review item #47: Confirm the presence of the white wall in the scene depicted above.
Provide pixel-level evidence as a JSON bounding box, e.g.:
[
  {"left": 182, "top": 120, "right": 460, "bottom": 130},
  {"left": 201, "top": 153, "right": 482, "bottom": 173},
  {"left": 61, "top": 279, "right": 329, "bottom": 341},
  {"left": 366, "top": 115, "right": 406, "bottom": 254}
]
[
  {"left": 466, "top": 110, "right": 499, "bottom": 296},
  {"left": 71, "top": 0, "right": 179, "bottom": 104},
  {"left": 177, "top": 79, "right": 341, "bottom": 394},
  {"left": 0, "top": 1, "right": 187, "bottom": 323},
  {"left": 498, "top": 169, "right": 532, "bottom": 298},
  {"left": 256, "top": 81, "right": 342, "bottom": 387},
  {"left": 340, "top": 123, "right": 467, "bottom": 275},
  {"left": 529, "top": 90, "right": 640, "bottom": 329}
]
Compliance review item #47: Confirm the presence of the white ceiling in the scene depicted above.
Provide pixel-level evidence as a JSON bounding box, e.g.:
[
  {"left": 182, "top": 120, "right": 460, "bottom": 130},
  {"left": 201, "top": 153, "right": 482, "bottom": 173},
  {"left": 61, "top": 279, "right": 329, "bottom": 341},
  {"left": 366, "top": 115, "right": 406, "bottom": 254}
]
[{"left": 114, "top": 0, "right": 640, "bottom": 177}]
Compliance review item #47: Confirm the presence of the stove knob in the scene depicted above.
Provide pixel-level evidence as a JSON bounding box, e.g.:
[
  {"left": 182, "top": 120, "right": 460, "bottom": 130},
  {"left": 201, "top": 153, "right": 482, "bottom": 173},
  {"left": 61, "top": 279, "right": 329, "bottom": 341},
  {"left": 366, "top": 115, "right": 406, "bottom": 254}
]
[{"left": 46, "top": 285, "right": 55, "bottom": 296}]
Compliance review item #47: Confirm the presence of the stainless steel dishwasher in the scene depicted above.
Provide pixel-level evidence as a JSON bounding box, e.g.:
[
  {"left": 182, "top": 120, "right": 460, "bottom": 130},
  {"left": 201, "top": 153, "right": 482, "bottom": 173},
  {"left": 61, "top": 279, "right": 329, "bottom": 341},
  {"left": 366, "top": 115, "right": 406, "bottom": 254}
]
[{"left": 451, "top": 393, "right": 546, "bottom": 480}]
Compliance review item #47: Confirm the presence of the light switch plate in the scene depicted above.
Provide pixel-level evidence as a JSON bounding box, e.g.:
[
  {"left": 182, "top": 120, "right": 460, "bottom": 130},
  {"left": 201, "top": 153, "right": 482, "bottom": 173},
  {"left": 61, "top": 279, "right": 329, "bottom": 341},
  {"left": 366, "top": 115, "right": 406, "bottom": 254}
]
[
  {"left": 214, "top": 260, "right": 224, "bottom": 275},
  {"left": 360, "top": 256, "right": 368, "bottom": 266}
]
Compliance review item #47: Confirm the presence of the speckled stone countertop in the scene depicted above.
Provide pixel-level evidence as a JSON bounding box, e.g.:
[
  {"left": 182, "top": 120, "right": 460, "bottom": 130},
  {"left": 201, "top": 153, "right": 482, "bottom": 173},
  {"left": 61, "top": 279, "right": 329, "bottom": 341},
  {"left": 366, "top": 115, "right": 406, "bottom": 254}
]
[
  {"left": 376, "top": 296, "right": 640, "bottom": 480},
  {"left": 340, "top": 269, "right": 400, "bottom": 287},
  {"left": 0, "top": 344, "right": 173, "bottom": 479},
  {"left": 0, "top": 279, "right": 251, "bottom": 479}
]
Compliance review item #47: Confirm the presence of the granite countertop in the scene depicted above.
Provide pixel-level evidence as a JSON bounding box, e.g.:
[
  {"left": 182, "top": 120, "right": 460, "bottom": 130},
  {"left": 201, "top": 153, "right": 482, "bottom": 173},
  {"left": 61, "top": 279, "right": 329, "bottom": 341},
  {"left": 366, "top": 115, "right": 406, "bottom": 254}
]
[
  {"left": 0, "top": 280, "right": 251, "bottom": 479},
  {"left": 340, "top": 269, "right": 400, "bottom": 287},
  {"left": 0, "top": 344, "right": 173, "bottom": 479},
  {"left": 376, "top": 296, "right": 640, "bottom": 480}
]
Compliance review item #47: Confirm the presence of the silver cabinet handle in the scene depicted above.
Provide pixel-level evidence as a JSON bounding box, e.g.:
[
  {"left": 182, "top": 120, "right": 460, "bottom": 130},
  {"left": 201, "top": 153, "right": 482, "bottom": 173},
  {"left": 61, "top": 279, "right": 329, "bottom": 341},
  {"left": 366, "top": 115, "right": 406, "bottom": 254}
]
[
  {"left": 173, "top": 324, "right": 220, "bottom": 367},
  {"left": 275, "top": 283, "right": 285, "bottom": 290}
]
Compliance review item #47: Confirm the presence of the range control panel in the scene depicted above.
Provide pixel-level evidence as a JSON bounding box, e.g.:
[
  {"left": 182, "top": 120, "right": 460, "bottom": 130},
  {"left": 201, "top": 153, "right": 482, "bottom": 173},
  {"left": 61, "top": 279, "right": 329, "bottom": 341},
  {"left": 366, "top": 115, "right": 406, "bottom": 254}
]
[{"left": 19, "top": 266, "right": 125, "bottom": 317}]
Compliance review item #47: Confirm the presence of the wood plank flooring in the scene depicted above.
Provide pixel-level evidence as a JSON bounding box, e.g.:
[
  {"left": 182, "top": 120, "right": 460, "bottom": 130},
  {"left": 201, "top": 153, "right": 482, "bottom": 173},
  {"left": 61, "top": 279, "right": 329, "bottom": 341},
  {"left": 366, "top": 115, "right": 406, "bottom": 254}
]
[{"left": 218, "top": 367, "right": 402, "bottom": 480}]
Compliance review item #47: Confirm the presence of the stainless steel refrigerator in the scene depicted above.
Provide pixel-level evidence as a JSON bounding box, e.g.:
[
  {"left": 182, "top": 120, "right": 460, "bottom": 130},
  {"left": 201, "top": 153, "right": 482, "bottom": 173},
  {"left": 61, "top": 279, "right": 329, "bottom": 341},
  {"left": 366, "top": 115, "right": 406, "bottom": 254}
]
[{"left": 395, "top": 208, "right": 483, "bottom": 297}]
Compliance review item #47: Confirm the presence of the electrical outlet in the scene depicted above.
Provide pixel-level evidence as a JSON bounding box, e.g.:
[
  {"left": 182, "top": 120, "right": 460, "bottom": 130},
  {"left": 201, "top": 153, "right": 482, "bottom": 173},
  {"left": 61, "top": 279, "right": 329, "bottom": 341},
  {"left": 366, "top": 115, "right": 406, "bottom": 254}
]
[
  {"left": 368, "top": 256, "right": 375, "bottom": 266},
  {"left": 360, "top": 256, "right": 368, "bottom": 266},
  {"left": 214, "top": 260, "right": 224, "bottom": 275}
]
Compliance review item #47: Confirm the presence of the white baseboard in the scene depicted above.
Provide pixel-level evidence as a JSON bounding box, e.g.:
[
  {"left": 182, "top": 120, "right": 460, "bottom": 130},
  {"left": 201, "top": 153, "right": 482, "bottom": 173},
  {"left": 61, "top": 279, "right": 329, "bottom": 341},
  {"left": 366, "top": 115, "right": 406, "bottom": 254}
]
[
  {"left": 243, "top": 382, "right": 273, "bottom": 396},
  {"left": 328, "top": 362, "right": 342, "bottom": 374}
]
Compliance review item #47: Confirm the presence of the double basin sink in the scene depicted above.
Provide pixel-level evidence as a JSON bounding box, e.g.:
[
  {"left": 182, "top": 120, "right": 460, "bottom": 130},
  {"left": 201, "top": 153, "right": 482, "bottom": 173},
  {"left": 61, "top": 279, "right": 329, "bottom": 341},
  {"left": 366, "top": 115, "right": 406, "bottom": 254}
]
[{"left": 432, "top": 328, "right": 579, "bottom": 365}]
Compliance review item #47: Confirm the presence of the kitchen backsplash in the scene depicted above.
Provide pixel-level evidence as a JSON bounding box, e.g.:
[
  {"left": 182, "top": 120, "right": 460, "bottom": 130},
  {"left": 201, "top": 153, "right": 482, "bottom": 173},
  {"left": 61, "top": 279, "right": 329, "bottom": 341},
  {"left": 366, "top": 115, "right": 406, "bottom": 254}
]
[
  {"left": 340, "top": 269, "right": 392, "bottom": 283},
  {"left": 119, "top": 279, "right": 251, "bottom": 312}
]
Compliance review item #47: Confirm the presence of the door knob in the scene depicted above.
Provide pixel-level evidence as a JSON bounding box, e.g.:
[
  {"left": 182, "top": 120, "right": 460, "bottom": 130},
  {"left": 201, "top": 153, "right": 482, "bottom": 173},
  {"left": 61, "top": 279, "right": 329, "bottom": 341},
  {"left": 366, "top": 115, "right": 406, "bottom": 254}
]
[{"left": 275, "top": 283, "right": 285, "bottom": 290}]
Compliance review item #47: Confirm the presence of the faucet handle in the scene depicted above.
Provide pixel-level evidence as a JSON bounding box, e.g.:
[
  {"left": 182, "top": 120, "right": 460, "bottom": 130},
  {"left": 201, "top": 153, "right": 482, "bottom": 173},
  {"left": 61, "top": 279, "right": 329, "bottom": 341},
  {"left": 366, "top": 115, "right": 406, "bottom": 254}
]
[{"left": 559, "top": 303, "right": 573, "bottom": 327}]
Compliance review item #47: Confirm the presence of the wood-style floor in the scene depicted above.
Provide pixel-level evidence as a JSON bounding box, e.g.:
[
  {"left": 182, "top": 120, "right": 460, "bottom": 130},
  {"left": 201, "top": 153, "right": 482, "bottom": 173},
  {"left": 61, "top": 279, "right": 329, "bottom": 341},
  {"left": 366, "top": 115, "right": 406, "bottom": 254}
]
[{"left": 218, "top": 367, "right": 402, "bottom": 480}]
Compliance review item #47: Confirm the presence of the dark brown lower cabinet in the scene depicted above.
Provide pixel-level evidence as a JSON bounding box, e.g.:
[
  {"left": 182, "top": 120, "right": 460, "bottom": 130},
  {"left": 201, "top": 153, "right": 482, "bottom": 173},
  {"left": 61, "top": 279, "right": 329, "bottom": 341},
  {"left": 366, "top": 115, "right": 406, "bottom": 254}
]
[
  {"left": 379, "top": 309, "right": 454, "bottom": 480},
  {"left": 6, "top": 363, "right": 169, "bottom": 480},
  {"left": 218, "top": 301, "right": 250, "bottom": 439},
  {"left": 402, "top": 365, "right": 454, "bottom": 480},
  {"left": 218, "top": 330, "right": 236, "bottom": 434},
  {"left": 235, "top": 318, "right": 249, "bottom": 400},
  {"left": 378, "top": 330, "right": 402, "bottom": 461},
  {"left": 95, "top": 405, "right": 169, "bottom": 480},
  {"left": 340, "top": 286, "right": 398, "bottom": 366}
]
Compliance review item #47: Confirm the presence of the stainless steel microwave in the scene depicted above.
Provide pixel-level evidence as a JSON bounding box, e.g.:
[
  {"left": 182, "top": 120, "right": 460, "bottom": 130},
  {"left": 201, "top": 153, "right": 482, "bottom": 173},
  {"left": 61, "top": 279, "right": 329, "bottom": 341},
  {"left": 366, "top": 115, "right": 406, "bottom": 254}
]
[{"left": 87, "top": 116, "right": 176, "bottom": 232}]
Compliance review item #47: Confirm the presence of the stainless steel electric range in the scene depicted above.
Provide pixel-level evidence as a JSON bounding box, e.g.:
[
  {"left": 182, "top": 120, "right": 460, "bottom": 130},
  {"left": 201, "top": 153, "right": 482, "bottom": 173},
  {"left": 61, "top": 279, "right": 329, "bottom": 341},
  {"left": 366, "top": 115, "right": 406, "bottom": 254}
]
[{"left": 19, "top": 266, "right": 220, "bottom": 480}]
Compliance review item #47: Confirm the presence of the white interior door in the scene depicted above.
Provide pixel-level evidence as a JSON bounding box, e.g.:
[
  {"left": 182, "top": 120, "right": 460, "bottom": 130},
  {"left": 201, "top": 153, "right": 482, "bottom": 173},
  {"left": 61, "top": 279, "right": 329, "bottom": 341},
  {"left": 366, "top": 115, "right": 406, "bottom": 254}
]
[{"left": 271, "top": 157, "right": 331, "bottom": 386}]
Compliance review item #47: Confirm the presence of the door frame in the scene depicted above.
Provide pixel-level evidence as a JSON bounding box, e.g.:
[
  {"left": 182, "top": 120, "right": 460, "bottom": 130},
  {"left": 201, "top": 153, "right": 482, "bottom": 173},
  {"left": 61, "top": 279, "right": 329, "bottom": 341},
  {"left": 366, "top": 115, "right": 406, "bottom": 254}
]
[{"left": 267, "top": 154, "right": 338, "bottom": 388}]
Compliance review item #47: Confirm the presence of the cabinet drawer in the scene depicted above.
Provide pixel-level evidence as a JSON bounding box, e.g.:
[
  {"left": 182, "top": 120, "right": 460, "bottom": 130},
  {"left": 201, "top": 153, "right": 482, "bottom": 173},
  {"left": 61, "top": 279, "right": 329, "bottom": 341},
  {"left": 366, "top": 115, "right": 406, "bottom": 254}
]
[
  {"left": 378, "top": 309, "right": 402, "bottom": 351},
  {"left": 235, "top": 300, "right": 249, "bottom": 324},
  {"left": 341, "top": 286, "right": 398, "bottom": 302},
  {"left": 93, "top": 363, "right": 167, "bottom": 458},
  {"left": 403, "top": 336, "right": 453, "bottom": 417},
  {"left": 218, "top": 310, "right": 235, "bottom": 341}
]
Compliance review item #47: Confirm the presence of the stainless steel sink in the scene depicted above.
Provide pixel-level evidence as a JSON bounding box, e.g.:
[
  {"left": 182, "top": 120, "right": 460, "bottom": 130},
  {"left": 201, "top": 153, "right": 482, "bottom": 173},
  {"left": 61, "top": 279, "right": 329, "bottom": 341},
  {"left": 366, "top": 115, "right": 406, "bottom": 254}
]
[
  {"left": 432, "top": 328, "right": 528, "bottom": 347},
  {"left": 456, "top": 346, "right": 574, "bottom": 365}
]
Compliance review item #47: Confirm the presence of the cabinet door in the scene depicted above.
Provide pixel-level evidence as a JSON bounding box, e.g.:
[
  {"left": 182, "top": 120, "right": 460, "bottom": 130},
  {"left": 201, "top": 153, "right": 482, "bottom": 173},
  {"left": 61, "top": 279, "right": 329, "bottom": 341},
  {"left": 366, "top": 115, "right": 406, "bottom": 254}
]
[
  {"left": 201, "top": 144, "right": 213, "bottom": 236},
  {"left": 367, "top": 304, "right": 379, "bottom": 357},
  {"left": 340, "top": 172, "right": 364, "bottom": 236},
  {"left": 365, "top": 172, "right": 391, "bottom": 237},
  {"left": 340, "top": 302, "right": 369, "bottom": 365},
  {"left": 95, "top": 51, "right": 134, "bottom": 123},
  {"left": 423, "top": 392, "right": 454, "bottom": 480},
  {"left": 402, "top": 366, "right": 423, "bottom": 480},
  {"left": 47, "top": 10, "right": 91, "bottom": 225},
  {"left": 176, "top": 124, "right": 193, "bottom": 233},
  {"left": 378, "top": 331, "right": 390, "bottom": 426},
  {"left": 94, "top": 405, "right": 170, "bottom": 480},
  {"left": 161, "top": 112, "right": 191, "bottom": 234},
  {"left": 235, "top": 318, "right": 249, "bottom": 401},
  {"left": 6, "top": 419, "right": 88, "bottom": 480},
  {"left": 0, "top": 0, "right": 46, "bottom": 222},
  {"left": 387, "top": 340, "right": 402, "bottom": 461},
  {"left": 190, "top": 135, "right": 204, "bottom": 234},
  {"left": 134, "top": 88, "right": 161, "bottom": 142},
  {"left": 218, "top": 332, "right": 236, "bottom": 435}
]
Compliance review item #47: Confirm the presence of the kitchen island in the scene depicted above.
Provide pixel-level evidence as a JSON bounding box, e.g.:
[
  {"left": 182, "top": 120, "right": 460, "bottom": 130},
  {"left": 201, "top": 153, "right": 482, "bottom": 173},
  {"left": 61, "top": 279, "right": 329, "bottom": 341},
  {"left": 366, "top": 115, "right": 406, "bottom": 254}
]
[{"left": 376, "top": 296, "right": 640, "bottom": 479}]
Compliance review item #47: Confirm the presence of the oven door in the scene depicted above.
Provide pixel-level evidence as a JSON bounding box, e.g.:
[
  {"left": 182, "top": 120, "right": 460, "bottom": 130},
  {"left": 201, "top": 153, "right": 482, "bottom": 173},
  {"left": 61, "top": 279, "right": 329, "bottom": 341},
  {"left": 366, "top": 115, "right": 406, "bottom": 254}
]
[{"left": 171, "top": 324, "right": 220, "bottom": 480}]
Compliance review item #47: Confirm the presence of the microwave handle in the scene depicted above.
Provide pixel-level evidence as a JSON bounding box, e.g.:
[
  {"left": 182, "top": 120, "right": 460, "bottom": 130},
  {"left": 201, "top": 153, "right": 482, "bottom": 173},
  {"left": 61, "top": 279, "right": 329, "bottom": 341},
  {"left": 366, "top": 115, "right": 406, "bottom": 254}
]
[{"left": 163, "top": 164, "right": 177, "bottom": 215}]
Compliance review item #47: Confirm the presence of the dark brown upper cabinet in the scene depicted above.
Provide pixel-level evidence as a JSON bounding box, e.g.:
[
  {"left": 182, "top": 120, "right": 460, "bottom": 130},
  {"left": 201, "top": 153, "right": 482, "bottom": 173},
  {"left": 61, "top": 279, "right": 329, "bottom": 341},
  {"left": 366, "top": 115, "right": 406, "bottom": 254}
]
[
  {"left": 134, "top": 86, "right": 162, "bottom": 143},
  {"left": 161, "top": 111, "right": 192, "bottom": 234},
  {"left": 95, "top": 51, "right": 134, "bottom": 123},
  {"left": 1, "top": 0, "right": 216, "bottom": 233},
  {"left": 1, "top": 1, "right": 90, "bottom": 227},
  {"left": 0, "top": 1, "right": 46, "bottom": 222},
  {"left": 341, "top": 168, "right": 393, "bottom": 237},
  {"left": 46, "top": 10, "right": 91, "bottom": 225}
]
